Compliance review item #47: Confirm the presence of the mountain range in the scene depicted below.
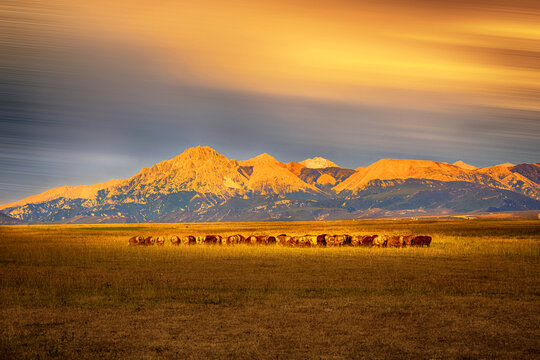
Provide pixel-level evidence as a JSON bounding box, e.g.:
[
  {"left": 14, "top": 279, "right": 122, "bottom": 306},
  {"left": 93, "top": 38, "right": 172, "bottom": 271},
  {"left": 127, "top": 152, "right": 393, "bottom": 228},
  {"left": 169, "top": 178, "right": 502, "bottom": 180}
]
[{"left": 1, "top": 146, "right": 539, "bottom": 223}]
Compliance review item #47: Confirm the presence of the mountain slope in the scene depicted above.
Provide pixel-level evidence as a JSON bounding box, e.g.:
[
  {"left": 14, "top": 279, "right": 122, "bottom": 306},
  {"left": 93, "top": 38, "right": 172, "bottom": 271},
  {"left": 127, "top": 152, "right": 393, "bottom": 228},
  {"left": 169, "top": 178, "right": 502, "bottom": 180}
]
[
  {"left": 0, "top": 212, "right": 26, "bottom": 224},
  {"left": 240, "top": 154, "right": 320, "bottom": 195},
  {"left": 156, "top": 179, "right": 540, "bottom": 222},
  {"left": 334, "top": 159, "right": 481, "bottom": 192},
  {"left": 510, "top": 163, "right": 540, "bottom": 184},
  {"left": 334, "top": 158, "right": 540, "bottom": 199},
  {"left": 0, "top": 179, "right": 124, "bottom": 211},
  {"left": 342, "top": 179, "right": 540, "bottom": 213},
  {"left": 278, "top": 162, "right": 305, "bottom": 176},
  {"left": 474, "top": 165, "right": 539, "bottom": 200},
  {"left": 299, "top": 167, "right": 356, "bottom": 190}
]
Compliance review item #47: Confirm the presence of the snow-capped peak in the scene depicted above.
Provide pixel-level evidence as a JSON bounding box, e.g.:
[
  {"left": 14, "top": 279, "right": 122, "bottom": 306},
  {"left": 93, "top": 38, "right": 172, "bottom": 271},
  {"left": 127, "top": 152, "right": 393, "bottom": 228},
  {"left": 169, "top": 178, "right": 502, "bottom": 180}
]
[{"left": 299, "top": 157, "right": 339, "bottom": 169}]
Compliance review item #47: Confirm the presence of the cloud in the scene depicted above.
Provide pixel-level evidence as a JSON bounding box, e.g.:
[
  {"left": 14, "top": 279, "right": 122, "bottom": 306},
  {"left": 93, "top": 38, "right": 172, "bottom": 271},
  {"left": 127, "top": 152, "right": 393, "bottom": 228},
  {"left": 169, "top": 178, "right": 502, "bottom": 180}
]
[{"left": 1, "top": 0, "right": 539, "bottom": 203}]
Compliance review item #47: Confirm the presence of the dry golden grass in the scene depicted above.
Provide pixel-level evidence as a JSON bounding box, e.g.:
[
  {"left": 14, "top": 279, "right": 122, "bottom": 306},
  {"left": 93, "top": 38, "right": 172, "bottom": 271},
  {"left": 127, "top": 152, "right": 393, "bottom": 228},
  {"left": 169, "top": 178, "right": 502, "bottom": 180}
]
[{"left": 0, "top": 219, "right": 539, "bottom": 359}]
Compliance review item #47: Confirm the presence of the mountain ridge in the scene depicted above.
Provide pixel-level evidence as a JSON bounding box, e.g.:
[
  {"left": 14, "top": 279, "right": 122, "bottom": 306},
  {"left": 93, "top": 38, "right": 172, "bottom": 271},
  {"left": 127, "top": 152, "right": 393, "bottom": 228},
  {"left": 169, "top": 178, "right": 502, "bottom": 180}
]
[{"left": 1, "top": 147, "right": 538, "bottom": 223}]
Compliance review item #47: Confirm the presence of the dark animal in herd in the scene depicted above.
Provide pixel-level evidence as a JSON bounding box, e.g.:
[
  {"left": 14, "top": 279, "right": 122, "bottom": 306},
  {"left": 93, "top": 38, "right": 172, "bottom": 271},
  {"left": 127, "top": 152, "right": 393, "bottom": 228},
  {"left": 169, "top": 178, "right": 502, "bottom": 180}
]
[{"left": 129, "top": 234, "right": 432, "bottom": 247}]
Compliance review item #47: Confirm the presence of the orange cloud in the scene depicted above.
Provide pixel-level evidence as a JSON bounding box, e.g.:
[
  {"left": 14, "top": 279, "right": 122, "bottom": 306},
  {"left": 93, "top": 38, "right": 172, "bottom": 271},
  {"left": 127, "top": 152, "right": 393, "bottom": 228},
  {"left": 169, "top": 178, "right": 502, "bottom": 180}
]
[{"left": 52, "top": 0, "right": 540, "bottom": 110}]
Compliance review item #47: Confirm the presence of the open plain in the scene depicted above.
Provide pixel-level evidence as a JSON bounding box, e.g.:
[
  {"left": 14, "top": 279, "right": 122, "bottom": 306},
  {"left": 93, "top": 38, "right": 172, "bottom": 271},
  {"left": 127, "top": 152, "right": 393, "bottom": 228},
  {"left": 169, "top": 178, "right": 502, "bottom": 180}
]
[{"left": 0, "top": 219, "right": 539, "bottom": 359}]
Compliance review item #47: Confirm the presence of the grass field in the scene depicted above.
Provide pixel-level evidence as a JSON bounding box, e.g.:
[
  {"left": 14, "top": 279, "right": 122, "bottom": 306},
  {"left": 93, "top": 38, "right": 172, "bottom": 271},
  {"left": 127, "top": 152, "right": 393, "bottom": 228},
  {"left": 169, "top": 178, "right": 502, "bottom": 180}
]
[{"left": 0, "top": 219, "right": 539, "bottom": 359}]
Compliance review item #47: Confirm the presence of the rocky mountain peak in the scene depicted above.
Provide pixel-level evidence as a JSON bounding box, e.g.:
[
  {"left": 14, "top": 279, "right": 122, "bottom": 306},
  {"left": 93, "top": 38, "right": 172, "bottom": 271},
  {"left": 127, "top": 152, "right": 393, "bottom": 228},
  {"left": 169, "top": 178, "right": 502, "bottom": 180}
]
[
  {"left": 240, "top": 153, "right": 279, "bottom": 166},
  {"left": 176, "top": 146, "right": 223, "bottom": 161}
]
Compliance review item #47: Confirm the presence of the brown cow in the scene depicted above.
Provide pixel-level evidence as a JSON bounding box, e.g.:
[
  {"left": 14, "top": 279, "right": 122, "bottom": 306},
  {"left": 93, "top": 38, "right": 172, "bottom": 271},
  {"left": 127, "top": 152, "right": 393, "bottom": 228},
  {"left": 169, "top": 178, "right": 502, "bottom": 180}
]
[
  {"left": 276, "top": 234, "right": 290, "bottom": 246},
  {"left": 387, "top": 235, "right": 404, "bottom": 248},
  {"left": 410, "top": 236, "right": 426, "bottom": 247},
  {"left": 128, "top": 236, "right": 141, "bottom": 246},
  {"left": 170, "top": 235, "right": 181, "bottom": 245},
  {"left": 286, "top": 236, "right": 296, "bottom": 246},
  {"left": 411, "top": 235, "right": 432, "bottom": 247},
  {"left": 333, "top": 234, "right": 351, "bottom": 246},
  {"left": 372, "top": 235, "right": 388, "bottom": 247},
  {"left": 182, "top": 235, "right": 197, "bottom": 245},
  {"left": 402, "top": 235, "right": 415, "bottom": 247},
  {"left": 307, "top": 235, "right": 319, "bottom": 247},
  {"left": 204, "top": 235, "right": 221, "bottom": 245},
  {"left": 360, "top": 235, "right": 375, "bottom": 246},
  {"left": 226, "top": 234, "right": 244, "bottom": 245},
  {"left": 299, "top": 235, "right": 317, "bottom": 247},
  {"left": 246, "top": 235, "right": 259, "bottom": 245},
  {"left": 143, "top": 236, "right": 155, "bottom": 246},
  {"left": 422, "top": 236, "right": 432, "bottom": 247},
  {"left": 350, "top": 235, "right": 363, "bottom": 247},
  {"left": 155, "top": 236, "right": 165, "bottom": 246},
  {"left": 195, "top": 236, "right": 205, "bottom": 245},
  {"left": 324, "top": 234, "right": 336, "bottom": 246},
  {"left": 253, "top": 235, "right": 275, "bottom": 245},
  {"left": 290, "top": 236, "right": 301, "bottom": 247},
  {"left": 316, "top": 234, "right": 327, "bottom": 247},
  {"left": 296, "top": 236, "right": 312, "bottom": 247}
]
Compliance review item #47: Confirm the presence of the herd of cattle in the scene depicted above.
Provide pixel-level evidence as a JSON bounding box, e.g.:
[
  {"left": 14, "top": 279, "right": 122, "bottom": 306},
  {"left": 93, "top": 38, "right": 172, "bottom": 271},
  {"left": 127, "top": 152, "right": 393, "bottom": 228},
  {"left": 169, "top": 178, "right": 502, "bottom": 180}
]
[{"left": 128, "top": 234, "right": 432, "bottom": 247}]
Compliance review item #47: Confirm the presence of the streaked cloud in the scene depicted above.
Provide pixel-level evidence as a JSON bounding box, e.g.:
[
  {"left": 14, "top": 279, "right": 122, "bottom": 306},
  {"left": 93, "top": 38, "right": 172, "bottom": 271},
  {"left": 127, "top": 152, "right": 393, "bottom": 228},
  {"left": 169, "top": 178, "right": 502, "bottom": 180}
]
[{"left": 0, "top": 0, "right": 538, "bottom": 203}]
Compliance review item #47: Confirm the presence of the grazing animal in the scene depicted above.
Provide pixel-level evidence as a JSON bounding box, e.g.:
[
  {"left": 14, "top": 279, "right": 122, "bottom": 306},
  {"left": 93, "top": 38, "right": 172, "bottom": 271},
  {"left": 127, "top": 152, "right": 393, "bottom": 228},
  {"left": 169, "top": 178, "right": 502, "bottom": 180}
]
[
  {"left": 290, "top": 236, "right": 301, "bottom": 247},
  {"left": 170, "top": 235, "right": 181, "bottom": 245},
  {"left": 387, "top": 235, "right": 404, "bottom": 248},
  {"left": 372, "top": 235, "right": 388, "bottom": 247},
  {"left": 324, "top": 234, "right": 336, "bottom": 246},
  {"left": 360, "top": 235, "right": 375, "bottom": 246},
  {"left": 308, "top": 235, "right": 319, "bottom": 247},
  {"left": 204, "top": 235, "right": 220, "bottom": 245},
  {"left": 301, "top": 236, "right": 311, "bottom": 246},
  {"left": 402, "top": 235, "right": 415, "bottom": 247},
  {"left": 252, "top": 235, "right": 275, "bottom": 245},
  {"left": 246, "top": 235, "right": 259, "bottom": 245},
  {"left": 300, "top": 235, "right": 318, "bottom": 247},
  {"left": 195, "top": 236, "right": 205, "bottom": 245},
  {"left": 412, "top": 235, "right": 432, "bottom": 247},
  {"left": 182, "top": 235, "right": 197, "bottom": 245},
  {"left": 276, "top": 234, "right": 289, "bottom": 246},
  {"left": 293, "top": 236, "right": 310, "bottom": 247},
  {"left": 143, "top": 236, "right": 155, "bottom": 246},
  {"left": 333, "top": 234, "right": 351, "bottom": 246},
  {"left": 155, "top": 236, "right": 165, "bottom": 246},
  {"left": 350, "top": 235, "right": 363, "bottom": 247},
  {"left": 128, "top": 236, "right": 141, "bottom": 246},
  {"left": 316, "top": 234, "right": 327, "bottom": 246},
  {"left": 422, "top": 236, "right": 432, "bottom": 247},
  {"left": 226, "top": 234, "right": 244, "bottom": 245}
]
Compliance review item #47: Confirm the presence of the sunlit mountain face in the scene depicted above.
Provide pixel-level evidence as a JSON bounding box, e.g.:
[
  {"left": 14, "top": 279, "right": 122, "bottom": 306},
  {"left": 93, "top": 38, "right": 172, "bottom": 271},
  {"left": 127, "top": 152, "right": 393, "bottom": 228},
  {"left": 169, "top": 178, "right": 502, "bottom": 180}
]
[
  {"left": 1, "top": 147, "right": 538, "bottom": 223},
  {"left": 1, "top": 0, "right": 539, "bottom": 208}
]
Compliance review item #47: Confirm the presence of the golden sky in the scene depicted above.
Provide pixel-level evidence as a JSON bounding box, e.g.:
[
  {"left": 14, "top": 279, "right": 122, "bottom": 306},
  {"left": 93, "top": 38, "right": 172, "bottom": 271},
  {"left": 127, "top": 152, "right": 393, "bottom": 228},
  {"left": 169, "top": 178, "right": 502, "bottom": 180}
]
[
  {"left": 1, "top": 0, "right": 539, "bottom": 203},
  {"left": 61, "top": 0, "right": 540, "bottom": 110}
]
